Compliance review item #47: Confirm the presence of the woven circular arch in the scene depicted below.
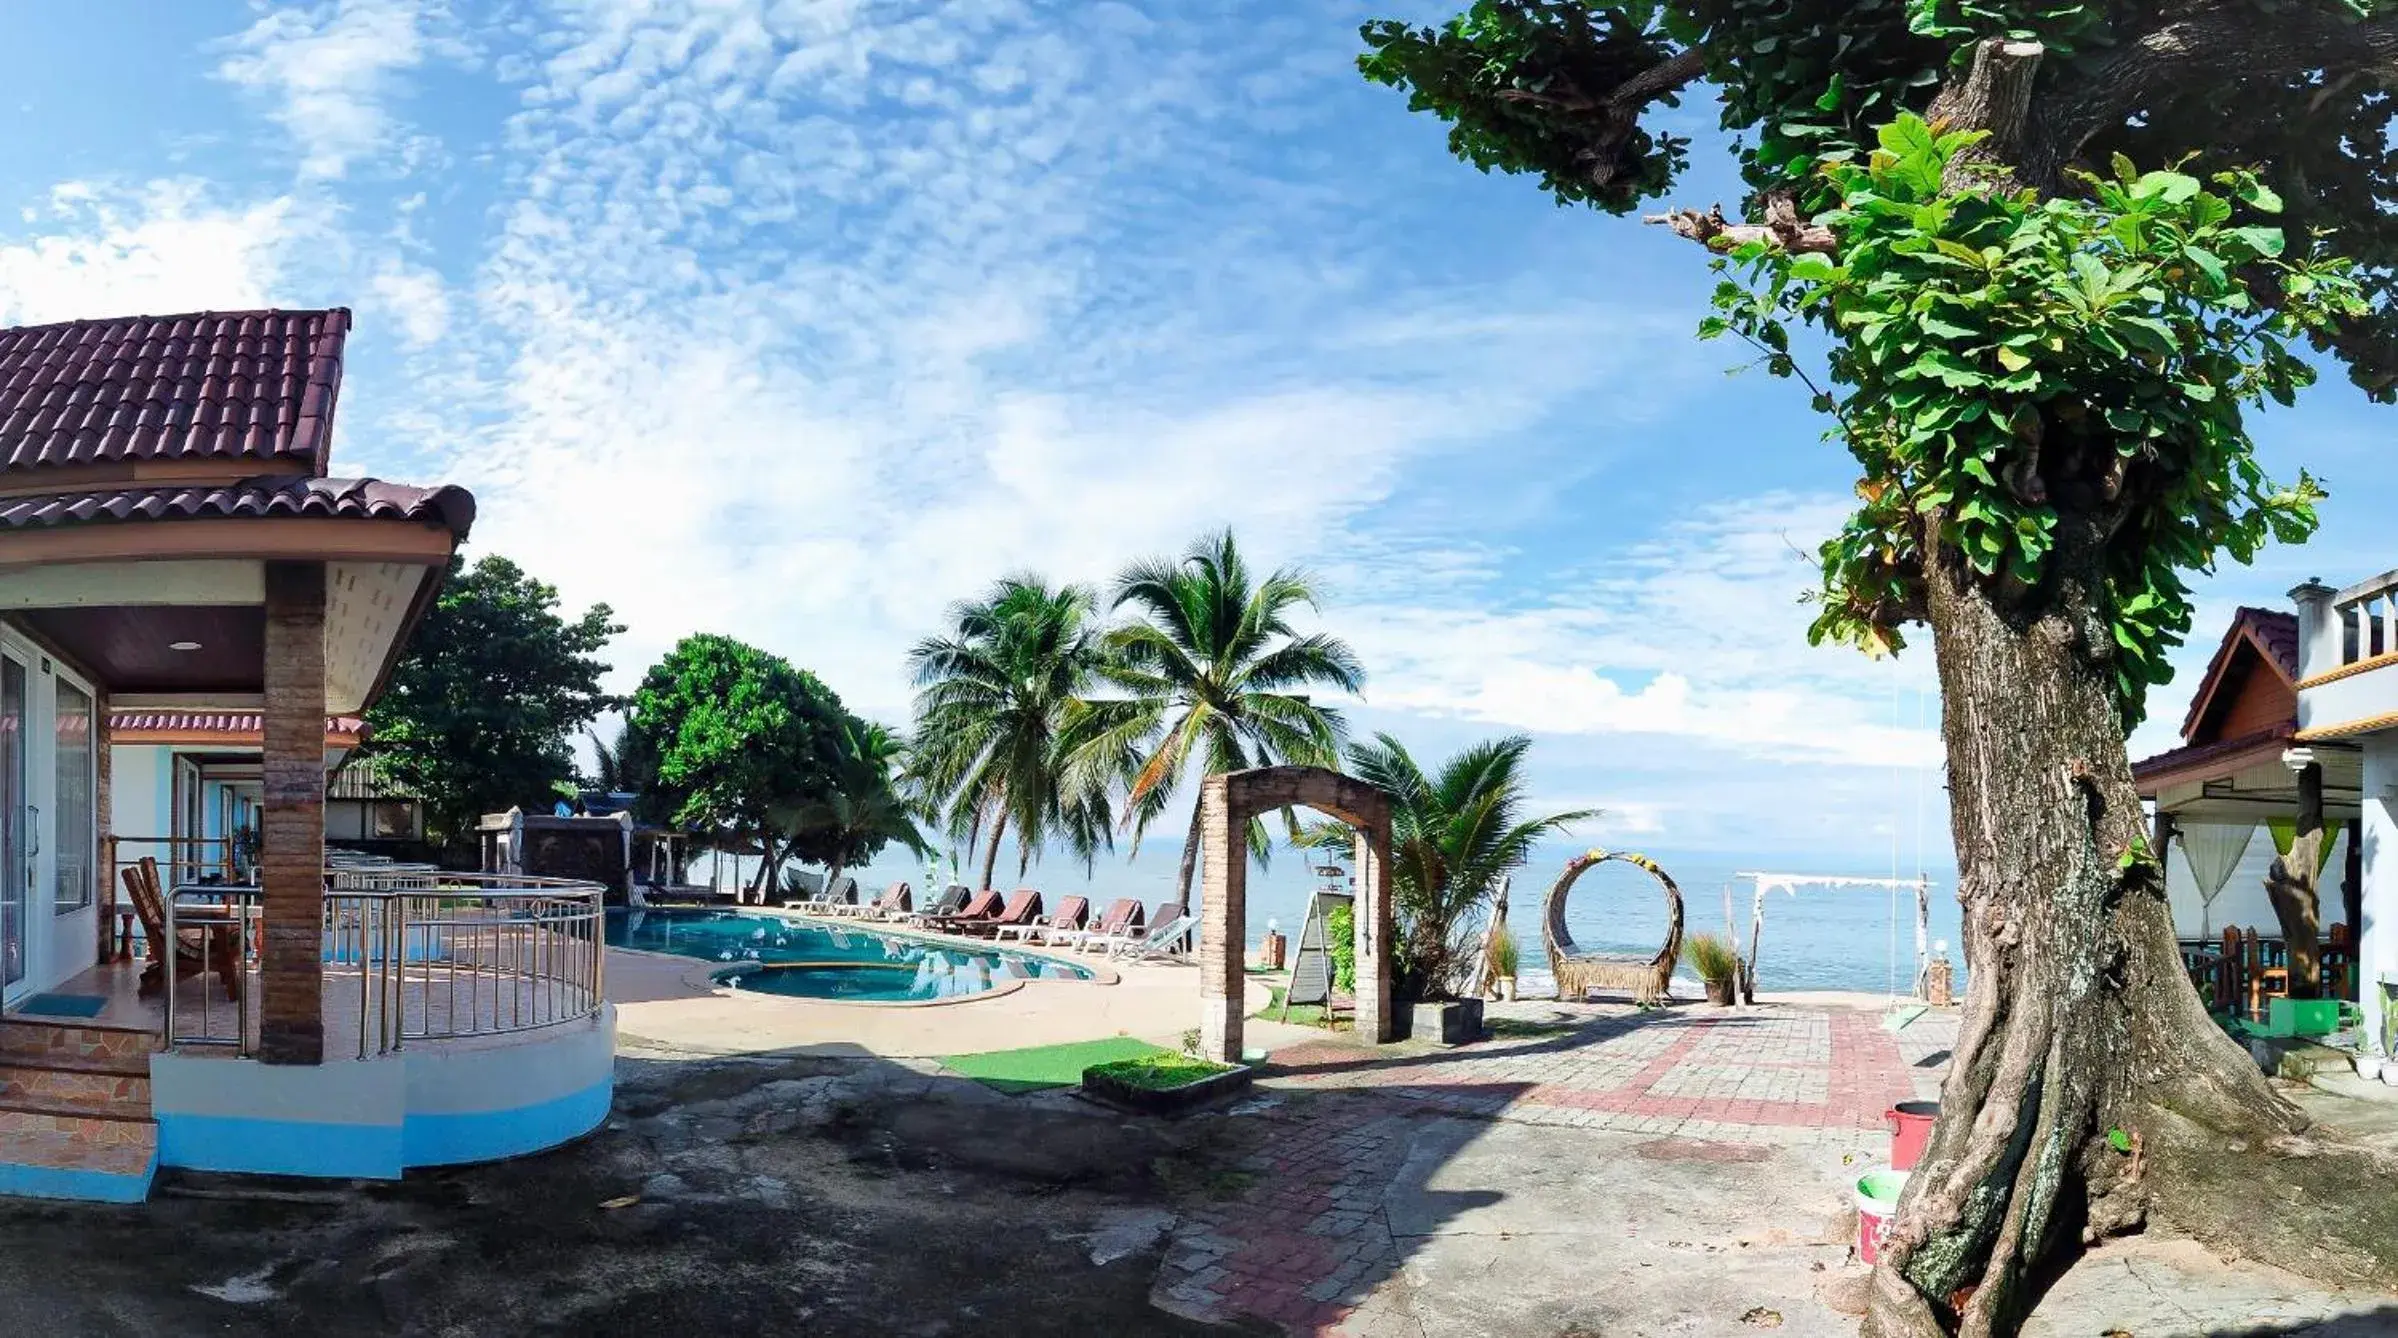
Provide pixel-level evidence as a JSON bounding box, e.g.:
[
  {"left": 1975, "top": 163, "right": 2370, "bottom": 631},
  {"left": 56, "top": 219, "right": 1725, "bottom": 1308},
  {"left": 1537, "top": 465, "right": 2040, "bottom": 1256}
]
[{"left": 1543, "top": 848, "right": 1685, "bottom": 1005}]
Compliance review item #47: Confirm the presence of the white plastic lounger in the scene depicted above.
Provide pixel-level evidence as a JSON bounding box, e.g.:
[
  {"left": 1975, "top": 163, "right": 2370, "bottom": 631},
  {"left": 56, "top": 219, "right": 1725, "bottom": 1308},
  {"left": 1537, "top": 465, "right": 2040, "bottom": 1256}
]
[{"left": 1109, "top": 913, "right": 1197, "bottom": 960}]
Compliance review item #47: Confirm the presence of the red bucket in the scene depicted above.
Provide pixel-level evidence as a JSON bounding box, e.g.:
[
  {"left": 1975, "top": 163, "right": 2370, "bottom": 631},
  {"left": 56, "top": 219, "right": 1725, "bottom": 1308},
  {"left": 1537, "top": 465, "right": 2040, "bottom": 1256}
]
[{"left": 1887, "top": 1100, "right": 1938, "bottom": 1171}]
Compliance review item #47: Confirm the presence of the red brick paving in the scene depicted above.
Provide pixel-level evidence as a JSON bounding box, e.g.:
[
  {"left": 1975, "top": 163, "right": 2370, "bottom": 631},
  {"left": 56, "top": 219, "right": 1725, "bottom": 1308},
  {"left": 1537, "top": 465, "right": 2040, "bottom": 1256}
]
[{"left": 1153, "top": 1002, "right": 1953, "bottom": 1335}]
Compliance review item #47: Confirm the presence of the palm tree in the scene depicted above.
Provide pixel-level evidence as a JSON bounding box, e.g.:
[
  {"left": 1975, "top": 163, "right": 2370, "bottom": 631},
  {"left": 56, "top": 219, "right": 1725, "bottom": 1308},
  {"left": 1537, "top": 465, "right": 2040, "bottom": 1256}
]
[
  {"left": 1342, "top": 732, "right": 1594, "bottom": 1001},
  {"left": 1075, "top": 530, "right": 1364, "bottom": 910},
  {"left": 908, "top": 575, "right": 1116, "bottom": 891},
  {"left": 776, "top": 720, "right": 933, "bottom": 906}
]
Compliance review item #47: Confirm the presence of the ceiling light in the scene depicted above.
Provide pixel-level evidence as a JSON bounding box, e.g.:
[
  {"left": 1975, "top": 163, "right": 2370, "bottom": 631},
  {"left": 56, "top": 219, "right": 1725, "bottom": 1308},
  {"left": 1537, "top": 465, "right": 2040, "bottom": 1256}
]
[{"left": 168, "top": 641, "right": 203, "bottom": 652}]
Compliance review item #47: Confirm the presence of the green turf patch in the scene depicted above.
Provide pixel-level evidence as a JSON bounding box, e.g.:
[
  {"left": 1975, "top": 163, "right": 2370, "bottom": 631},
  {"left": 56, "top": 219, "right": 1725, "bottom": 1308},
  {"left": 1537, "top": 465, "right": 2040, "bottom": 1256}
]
[
  {"left": 1086, "top": 1051, "right": 1239, "bottom": 1091},
  {"left": 938, "top": 1036, "right": 1170, "bottom": 1093},
  {"left": 1487, "top": 1017, "right": 1578, "bottom": 1039},
  {"left": 1251, "top": 985, "right": 1341, "bottom": 1029}
]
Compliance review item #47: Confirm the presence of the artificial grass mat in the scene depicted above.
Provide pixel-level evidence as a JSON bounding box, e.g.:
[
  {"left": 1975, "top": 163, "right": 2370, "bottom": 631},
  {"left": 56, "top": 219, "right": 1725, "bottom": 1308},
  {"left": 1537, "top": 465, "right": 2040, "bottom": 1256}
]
[{"left": 938, "top": 1035, "right": 1171, "bottom": 1093}]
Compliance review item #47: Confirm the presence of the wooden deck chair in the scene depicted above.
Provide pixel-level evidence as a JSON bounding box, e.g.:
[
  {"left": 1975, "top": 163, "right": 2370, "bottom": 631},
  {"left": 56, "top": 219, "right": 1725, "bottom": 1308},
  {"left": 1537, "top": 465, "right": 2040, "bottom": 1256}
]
[{"left": 124, "top": 857, "right": 240, "bottom": 1001}]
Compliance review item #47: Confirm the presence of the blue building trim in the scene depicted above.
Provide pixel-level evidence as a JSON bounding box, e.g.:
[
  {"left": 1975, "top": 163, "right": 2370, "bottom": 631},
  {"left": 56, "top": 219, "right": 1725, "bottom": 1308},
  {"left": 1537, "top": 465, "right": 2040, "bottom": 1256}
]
[
  {"left": 0, "top": 1155, "right": 155, "bottom": 1204},
  {"left": 401, "top": 1076, "right": 613, "bottom": 1167},
  {"left": 156, "top": 1112, "right": 404, "bottom": 1179}
]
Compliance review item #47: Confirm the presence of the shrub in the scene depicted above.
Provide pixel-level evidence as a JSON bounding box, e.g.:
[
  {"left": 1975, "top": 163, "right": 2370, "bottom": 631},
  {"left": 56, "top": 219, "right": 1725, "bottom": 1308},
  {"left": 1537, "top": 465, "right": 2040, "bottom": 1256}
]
[
  {"left": 1326, "top": 902, "right": 1357, "bottom": 992},
  {"left": 1489, "top": 923, "right": 1519, "bottom": 977},
  {"left": 1686, "top": 933, "right": 1741, "bottom": 985}
]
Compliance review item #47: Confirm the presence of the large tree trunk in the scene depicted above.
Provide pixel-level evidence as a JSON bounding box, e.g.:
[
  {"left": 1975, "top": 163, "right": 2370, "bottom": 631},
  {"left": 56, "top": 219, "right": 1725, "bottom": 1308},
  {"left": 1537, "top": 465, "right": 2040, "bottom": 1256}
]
[
  {"left": 978, "top": 808, "right": 1008, "bottom": 892},
  {"left": 1864, "top": 523, "right": 2398, "bottom": 1337},
  {"left": 2263, "top": 761, "right": 2325, "bottom": 998}
]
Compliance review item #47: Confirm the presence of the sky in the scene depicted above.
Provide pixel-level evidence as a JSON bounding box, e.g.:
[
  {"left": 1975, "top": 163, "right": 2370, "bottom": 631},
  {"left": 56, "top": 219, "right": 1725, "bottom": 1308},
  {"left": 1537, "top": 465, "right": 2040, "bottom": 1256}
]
[{"left": 3, "top": 0, "right": 2392, "bottom": 869}]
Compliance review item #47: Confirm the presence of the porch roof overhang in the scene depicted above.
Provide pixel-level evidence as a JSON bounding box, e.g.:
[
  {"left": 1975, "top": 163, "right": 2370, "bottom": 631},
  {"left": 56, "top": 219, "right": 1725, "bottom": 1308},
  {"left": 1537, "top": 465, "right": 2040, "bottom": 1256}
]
[
  {"left": 0, "top": 477, "right": 471, "bottom": 714},
  {"left": 2136, "top": 726, "right": 2364, "bottom": 823},
  {"left": 109, "top": 711, "right": 366, "bottom": 750}
]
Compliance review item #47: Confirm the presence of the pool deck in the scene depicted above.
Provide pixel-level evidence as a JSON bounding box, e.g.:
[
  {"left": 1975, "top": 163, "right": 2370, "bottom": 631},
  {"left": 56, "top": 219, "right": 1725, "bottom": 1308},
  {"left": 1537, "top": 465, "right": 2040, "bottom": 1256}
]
[{"left": 605, "top": 912, "right": 1280, "bottom": 1058}]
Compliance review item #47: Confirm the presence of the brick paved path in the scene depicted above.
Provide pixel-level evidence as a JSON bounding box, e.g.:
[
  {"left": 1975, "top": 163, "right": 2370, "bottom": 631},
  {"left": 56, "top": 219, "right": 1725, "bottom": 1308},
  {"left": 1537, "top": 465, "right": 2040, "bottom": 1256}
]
[{"left": 1152, "top": 1001, "right": 1954, "bottom": 1334}]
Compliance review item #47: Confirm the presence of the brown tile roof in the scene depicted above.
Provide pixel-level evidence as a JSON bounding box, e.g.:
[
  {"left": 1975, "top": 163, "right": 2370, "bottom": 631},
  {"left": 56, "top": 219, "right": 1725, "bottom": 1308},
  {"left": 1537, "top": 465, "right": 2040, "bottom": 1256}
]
[
  {"left": 2131, "top": 724, "right": 2295, "bottom": 792},
  {"left": 110, "top": 711, "right": 365, "bottom": 743},
  {"left": 0, "top": 310, "right": 350, "bottom": 475},
  {"left": 0, "top": 476, "right": 474, "bottom": 536},
  {"left": 2242, "top": 607, "right": 2300, "bottom": 681}
]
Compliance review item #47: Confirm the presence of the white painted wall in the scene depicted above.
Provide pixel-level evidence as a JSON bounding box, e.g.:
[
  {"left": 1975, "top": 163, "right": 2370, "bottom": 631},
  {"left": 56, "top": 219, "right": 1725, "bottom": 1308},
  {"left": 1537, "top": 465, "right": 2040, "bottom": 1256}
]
[{"left": 2365, "top": 739, "right": 2398, "bottom": 1054}]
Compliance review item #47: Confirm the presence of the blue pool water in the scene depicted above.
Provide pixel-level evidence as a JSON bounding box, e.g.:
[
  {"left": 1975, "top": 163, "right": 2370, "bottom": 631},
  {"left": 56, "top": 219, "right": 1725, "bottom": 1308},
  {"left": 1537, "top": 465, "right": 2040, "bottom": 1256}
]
[{"left": 604, "top": 908, "right": 1093, "bottom": 1002}]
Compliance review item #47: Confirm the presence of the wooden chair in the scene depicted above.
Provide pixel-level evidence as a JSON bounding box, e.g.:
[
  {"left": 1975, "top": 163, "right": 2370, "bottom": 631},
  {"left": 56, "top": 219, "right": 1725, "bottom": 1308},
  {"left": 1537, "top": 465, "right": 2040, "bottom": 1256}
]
[
  {"left": 2324, "top": 923, "right": 2355, "bottom": 1001},
  {"left": 123, "top": 857, "right": 240, "bottom": 1002},
  {"left": 2218, "top": 927, "right": 2244, "bottom": 1013},
  {"left": 2243, "top": 927, "right": 2290, "bottom": 1021}
]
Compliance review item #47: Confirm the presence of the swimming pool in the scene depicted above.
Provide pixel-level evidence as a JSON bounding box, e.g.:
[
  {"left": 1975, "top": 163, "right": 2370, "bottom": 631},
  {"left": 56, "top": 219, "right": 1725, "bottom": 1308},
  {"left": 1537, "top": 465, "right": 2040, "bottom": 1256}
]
[{"left": 603, "top": 908, "right": 1094, "bottom": 1002}]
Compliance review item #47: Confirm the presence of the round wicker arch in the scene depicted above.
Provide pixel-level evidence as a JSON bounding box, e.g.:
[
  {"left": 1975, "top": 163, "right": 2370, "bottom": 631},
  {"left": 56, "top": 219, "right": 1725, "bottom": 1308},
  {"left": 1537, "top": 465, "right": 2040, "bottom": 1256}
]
[{"left": 1544, "top": 849, "right": 1685, "bottom": 1005}]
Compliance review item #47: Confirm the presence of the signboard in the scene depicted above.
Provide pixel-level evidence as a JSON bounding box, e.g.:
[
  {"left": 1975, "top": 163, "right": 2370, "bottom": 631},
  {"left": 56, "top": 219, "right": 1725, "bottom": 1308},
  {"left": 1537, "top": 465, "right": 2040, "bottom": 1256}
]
[{"left": 1282, "top": 889, "right": 1353, "bottom": 1015}]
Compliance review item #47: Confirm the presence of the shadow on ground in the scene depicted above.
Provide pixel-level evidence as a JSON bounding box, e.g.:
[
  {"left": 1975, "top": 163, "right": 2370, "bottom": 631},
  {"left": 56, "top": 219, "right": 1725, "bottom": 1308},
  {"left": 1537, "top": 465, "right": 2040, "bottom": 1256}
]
[{"left": 0, "top": 1047, "right": 1272, "bottom": 1337}]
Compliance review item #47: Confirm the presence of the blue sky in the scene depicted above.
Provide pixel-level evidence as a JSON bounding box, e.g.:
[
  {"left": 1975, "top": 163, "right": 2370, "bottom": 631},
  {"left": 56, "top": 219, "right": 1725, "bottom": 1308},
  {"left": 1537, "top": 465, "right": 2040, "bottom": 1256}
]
[{"left": 4, "top": 1, "right": 2389, "bottom": 865}]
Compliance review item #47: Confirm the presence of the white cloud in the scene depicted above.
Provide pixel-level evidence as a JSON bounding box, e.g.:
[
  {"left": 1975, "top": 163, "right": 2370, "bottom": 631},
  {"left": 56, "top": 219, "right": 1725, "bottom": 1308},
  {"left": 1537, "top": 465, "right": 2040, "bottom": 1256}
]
[
  {"left": 216, "top": 0, "right": 440, "bottom": 180},
  {"left": 0, "top": 181, "right": 292, "bottom": 325},
  {"left": 369, "top": 259, "right": 450, "bottom": 347}
]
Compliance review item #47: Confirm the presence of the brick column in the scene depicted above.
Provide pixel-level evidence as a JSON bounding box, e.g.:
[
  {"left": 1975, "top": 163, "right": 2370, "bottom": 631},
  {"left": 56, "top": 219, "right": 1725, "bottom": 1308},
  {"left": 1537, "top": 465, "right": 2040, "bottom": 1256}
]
[
  {"left": 1352, "top": 827, "right": 1394, "bottom": 1043},
  {"left": 260, "top": 562, "right": 327, "bottom": 1065},
  {"left": 1197, "top": 774, "right": 1246, "bottom": 1063}
]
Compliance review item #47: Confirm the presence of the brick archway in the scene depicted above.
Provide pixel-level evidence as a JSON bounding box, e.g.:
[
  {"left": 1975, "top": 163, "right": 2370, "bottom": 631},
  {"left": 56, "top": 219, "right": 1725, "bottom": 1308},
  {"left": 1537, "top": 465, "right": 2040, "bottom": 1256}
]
[{"left": 1198, "top": 766, "right": 1394, "bottom": 1062}]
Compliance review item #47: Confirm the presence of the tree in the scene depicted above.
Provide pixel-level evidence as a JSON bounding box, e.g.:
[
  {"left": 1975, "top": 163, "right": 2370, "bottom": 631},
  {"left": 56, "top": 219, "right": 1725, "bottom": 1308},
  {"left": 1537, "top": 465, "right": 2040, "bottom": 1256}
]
[
  {"left": 775, "top": 720, "right": 933, "bottom": 906},
  {"left": 1309, "top": 733, "right": 1592, "bottom": 1001},
  {"left": 627, "top": 635, "right": 853, "bottom": 902},
  {"left": 363, "top": 554, "right": 620, "bottom": 844},
  {"left": 1359, "top": 5, "right": 2398, "bottom": 1332},
  {"left": 1077, "top": 529, "right": 1364, "bottom": 912},
  {"left": 907, "top": 576, "right": 1116, "bottom": 891}
]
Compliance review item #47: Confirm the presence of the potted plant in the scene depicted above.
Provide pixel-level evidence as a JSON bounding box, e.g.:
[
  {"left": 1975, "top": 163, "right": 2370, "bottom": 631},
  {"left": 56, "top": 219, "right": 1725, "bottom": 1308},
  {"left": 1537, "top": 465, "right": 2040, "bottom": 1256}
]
[
  {"left": 1489, "top": 923, "right": 1520, "bottom": 1002},
  {"left": 1300, "top": 733, "right": 1593, "bottom": 1047},
  {"left": 1688, "top": 932, "right": 1741, "bottom": 1006}
]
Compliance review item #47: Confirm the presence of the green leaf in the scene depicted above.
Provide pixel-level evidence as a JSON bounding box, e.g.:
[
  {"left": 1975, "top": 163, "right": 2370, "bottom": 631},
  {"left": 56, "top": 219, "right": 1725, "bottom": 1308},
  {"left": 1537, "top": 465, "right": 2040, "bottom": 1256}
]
[
  {"left": 2226, "top": 225, "right": 2286, "bottom": 258},
  {"left": 2107, "top": 1127, "right": 2133, "bottom": 1154}
]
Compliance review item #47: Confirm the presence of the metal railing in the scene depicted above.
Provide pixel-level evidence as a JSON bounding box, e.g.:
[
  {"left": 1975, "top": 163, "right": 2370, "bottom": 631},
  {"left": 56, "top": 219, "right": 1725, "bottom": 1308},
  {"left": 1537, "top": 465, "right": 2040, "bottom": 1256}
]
[
  {"left": 165, "top": 869, "right": 607, "bottom": 1059},
  {"left": 2332, "top": 571, "right": 2398, "bottom": 671}
]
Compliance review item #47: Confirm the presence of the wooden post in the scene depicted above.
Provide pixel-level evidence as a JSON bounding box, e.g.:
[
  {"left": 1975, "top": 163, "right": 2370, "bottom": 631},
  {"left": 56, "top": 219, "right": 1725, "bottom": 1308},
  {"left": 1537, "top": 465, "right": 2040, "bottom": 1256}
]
[
  {"left": 92, "top": 686, "right": 111, "bottom": 965},
  {"left": 260, "top": 562, "right": 327, "bottom": 1065},
  {"left": 1197, "top": 774, "right": 1245, "bottom": 1063}
]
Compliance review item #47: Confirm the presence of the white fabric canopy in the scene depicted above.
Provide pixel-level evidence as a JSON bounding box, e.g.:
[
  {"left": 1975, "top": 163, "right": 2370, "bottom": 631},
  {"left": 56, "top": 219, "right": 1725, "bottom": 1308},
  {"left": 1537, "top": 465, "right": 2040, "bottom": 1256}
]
[{"left": 2179, "top": 822, "right": 2256, "bottom": 938}]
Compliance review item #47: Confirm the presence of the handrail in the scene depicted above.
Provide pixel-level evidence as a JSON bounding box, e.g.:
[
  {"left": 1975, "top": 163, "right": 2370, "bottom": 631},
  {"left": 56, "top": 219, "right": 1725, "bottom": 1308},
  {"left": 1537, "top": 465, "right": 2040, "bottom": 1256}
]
[
  {"left": 2331, "top": 574, "right": 2398, "bottom": 672},
  {"left": 164, "top": 869, "right": 606, "bottom": 1059}
]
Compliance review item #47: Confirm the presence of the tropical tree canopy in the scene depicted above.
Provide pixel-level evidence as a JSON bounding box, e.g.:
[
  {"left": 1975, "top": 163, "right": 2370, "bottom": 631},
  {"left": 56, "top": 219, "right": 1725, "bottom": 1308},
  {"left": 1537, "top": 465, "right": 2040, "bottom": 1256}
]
[
  {"left": 364, "top": 554, "right": 621, "bottom": 843},
  {"left": 1359, "top": 1, "right": 2374, "bottom": 723},
  {"left": 776, "top": 719, "right": 931, "bottom": 883},
  {"left": 1326, "top": 733, "right": 1592, "bottom": 1002},
  {"left": 626, "top": 634, "right": 853, "bottom": 866},
  {"left": 907, "top": 575, "right": 1117, "bottom": 889},
  {"left": 1075, "top": 529, "right": 1366, "bottom": 906}
]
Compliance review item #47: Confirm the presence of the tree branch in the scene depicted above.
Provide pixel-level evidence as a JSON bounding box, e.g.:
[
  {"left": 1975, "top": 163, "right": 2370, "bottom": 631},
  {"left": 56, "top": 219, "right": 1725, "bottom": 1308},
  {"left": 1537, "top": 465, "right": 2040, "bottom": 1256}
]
[
  {"left": 1642, "top": 195, "right": 1839, "bottom": 255},
  {"left": 2028, "top": 4, "right": 2398, "bottom": 190},
  {"left": 1929, "top": 38, "right": 2045, "bottom": 184}
]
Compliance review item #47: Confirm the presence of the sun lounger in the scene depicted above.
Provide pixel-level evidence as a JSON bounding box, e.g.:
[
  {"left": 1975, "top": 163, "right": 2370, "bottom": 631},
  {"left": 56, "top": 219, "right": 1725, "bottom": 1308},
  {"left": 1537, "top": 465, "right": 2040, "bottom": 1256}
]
[
  {"left": 997, "top": 894, "right": 1088, "bottom": 944},
  {"left": 921, "top": 888, "right": 1002, "bottom": 932},
  {"left": 1088, "top": 901, "right": 1182, "bottom": 955},
  {"left": 1058, "top": 897, "right": 1143, "bottom": 951},
  {"left": 837, "top": 882, "right": 912, "bottom": 920},
  {"left": 955, "top": 888, "right": 1043, "bottom": 939},
  {"left": 1110, "top": 910, "right": 1197, "bottom": 960},
  {"left": 905, "top": 884, "right": 972, "bottom": 926}
]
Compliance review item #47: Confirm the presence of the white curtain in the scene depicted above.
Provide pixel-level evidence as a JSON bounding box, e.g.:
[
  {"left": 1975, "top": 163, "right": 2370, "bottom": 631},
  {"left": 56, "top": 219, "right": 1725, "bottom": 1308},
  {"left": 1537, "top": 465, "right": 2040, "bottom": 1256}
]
[{"left": 2180, "top": 822, "right": 2256, "bottom": 938}]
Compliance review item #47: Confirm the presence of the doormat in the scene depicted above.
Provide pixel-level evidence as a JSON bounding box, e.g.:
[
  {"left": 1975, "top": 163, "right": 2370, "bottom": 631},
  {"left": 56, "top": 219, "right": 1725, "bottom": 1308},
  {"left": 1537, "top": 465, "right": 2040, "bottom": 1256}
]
[{"left": 12, "top": 993, "right": 108, "bottom": 1019}]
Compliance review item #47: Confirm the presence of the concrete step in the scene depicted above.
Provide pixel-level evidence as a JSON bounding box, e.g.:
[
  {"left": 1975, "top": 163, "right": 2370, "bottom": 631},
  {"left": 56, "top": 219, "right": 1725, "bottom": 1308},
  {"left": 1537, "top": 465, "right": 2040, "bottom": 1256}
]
[
  {"left": 0, "top": 1058, "right": 151, "bottom": 1118},
  {"left": 0, "top": 1017, "right": 158, "bottom": 1064},
  {"left": 0, "top": 1107, "right": 156, "bottom": 1203}
]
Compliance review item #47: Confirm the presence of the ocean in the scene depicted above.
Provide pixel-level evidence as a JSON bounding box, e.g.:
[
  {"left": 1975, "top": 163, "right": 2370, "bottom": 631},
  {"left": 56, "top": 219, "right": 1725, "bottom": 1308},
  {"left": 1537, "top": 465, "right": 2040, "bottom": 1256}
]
[{"left": 816, "top": 838, "right": 1968, "bottom": 996}]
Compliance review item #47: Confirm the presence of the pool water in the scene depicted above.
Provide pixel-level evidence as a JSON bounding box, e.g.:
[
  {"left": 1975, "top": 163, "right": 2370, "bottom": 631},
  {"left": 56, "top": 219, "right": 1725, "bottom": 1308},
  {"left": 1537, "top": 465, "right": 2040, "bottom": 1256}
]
[{"left": 604, "top": 908, "right": 1093, "bottom": 1002}]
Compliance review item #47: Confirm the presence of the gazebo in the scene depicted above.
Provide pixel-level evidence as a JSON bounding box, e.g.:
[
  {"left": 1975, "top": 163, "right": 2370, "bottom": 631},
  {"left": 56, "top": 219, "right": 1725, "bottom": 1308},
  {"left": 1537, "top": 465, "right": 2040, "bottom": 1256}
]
[
  {"left": 0, "top": 311, "right": 614, "bottom": 1202},
  {"left": 2133, "top": 604, "right": 2361, "bottom": 994}
]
